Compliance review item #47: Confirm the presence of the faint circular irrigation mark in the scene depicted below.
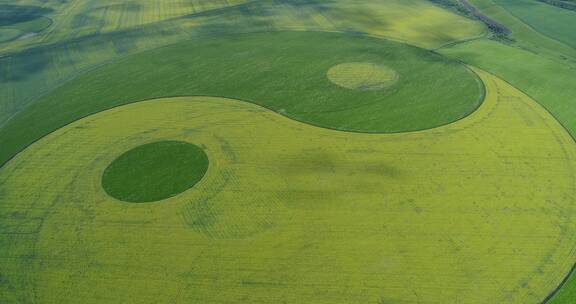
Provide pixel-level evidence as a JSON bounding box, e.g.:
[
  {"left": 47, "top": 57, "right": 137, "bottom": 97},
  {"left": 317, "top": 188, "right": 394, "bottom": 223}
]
[{"left": 327, "top": 62, "right": 399, "bottom": 91}]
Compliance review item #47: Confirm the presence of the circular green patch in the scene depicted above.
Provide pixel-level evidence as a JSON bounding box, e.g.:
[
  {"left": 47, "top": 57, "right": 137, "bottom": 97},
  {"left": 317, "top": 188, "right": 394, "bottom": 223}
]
[
  {"left": 102, "top": 140, "right": 208, "bottom": 203},
  {"left": 327, "top": 62, "right": 399, "bottom": 91}
]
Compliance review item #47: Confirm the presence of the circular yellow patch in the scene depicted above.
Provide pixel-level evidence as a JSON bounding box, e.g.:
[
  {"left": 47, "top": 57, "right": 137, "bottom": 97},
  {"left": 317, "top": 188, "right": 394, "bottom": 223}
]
[{"left": 327, "top": 62, "right": 399, "bottom": 91}]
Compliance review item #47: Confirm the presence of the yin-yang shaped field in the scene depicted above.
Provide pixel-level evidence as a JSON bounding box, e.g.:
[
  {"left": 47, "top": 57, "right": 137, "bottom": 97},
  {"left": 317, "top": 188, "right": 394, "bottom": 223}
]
[{"left": 2, "top": 2, "right": 576, "bottom": 304}]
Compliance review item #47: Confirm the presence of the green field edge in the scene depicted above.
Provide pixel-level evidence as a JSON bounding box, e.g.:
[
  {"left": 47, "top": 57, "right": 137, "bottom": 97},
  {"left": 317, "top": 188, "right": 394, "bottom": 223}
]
[
  {"left": 490, "top": 0, "right": 576, "bottom": 52},
  {"left": 464, "top": 0, "right": 576, "bottom": 61},
  {"left": 543, "top": 264, "right": 576, "bottom": 303},
  {"left": 486, "top": 70, "right": 576, "bottom": 304},
  {"left": 432, "top": 33, "right": 487, "bottom": 51},
  {"left": 536, "top": 82, "right": 576, "bottom": 304},
  {"left": 427, "top": 2, "right": 495, "bottom": 51},
  {"left": 435, "top": 5, "right": 576, "bottom": 300}
]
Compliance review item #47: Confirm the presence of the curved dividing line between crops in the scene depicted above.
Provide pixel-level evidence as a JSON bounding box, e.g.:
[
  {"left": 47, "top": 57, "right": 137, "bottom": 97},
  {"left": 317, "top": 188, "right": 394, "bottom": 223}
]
[
  {"left": 0, "top": 13, "right": 574, "bottom": 301},
  {"left": 461, "top": 63, "right": 576, "bottom": 304},
  {"left": 542, "top": 263, "right": 576, "bottom": 303},
  {"left": 0, "top": 29, "right": 487, "bottom": 171},
  {"left": 477, "top": 65, "right": 576, "bottom": 304},
  {"left": 2, "top": 62, "right": 575, "bottom": 304},
  {"left": 0, "top": 26, "right": 483, "bottom": 129},
  {"left": 0, "top": 65, "right": 486, "bottom": 175},
  {"left": 476, "top": 0, "right": 576, "bottom": 52},
  {"left": 528, "top": 91, "right": 576, "bottom": 304},
  {"left": 496, "top": 1, "right": 576, "bottom": 51}
]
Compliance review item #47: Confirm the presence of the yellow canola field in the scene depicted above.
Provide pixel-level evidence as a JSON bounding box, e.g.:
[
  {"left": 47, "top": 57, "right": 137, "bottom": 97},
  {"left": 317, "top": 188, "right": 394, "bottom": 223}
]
[{"left": 1, "top": 69, "right": 576, "bottom": 303}]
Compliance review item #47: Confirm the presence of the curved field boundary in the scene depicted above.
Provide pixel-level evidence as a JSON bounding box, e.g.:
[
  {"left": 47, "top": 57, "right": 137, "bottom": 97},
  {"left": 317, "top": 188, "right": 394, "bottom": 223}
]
[
  {"left": 0, "top": 0, "right": 485, "bottom": 127},
  {"left": 543, "top": 263, "right": 576, "bottom": 303},
  {"left": 1, "top": 68, "right": 575, "bottom": 303},
  {"left": 460, "top": 0, "right": 511, "bottom": 35},
  {"left": 465, "top": 0, "right": 576, "bottom": 58},
  {"left": 0, "top": 30, "right": 484, "bottom": 168},
  {"left": 490, "top": 0, "right": 576, "bottom": 49}
]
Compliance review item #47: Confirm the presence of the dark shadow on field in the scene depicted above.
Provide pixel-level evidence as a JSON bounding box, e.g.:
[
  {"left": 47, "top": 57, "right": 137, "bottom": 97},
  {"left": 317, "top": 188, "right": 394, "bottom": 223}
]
[
  {"left": 274, "top": 149, "right": 402, "bottom": 209},
  {"left": 277, "top": 149, "right": 402, "bottom": 177},
  {"left": 0, "top": 25, "right": 149, "bottom": 83},
  {"left": 0, "top": 49, "right": 49, "bottom": 83},
  {"left": 0, "top": 0, "right": 336, "bottom": 83},
  {"left": 71, "top": 13, "right": 98, "bottom": 29},
  {"left": 272, "top": 0, "right": 334, "bottom": 11},
  {"left": 110, "top": 29, "right": 140, "bottom": 55},
  {"left": 0, "top": 5, "right": 54, "bottom": 26},
  {"left": 0, "top": 0, "right": 260, "bottom": 83}
]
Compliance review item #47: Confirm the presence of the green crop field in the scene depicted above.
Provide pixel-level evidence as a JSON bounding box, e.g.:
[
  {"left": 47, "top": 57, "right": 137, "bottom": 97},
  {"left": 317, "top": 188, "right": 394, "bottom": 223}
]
[
  {"left": 492, "top": 0, "right": 576, "bottom": 48},
  {"left": 1, "top": 1, "right": 575, "bottom": 303},
  {"left": 101, "top": 140, "right": 209, "bottom": 203}
]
